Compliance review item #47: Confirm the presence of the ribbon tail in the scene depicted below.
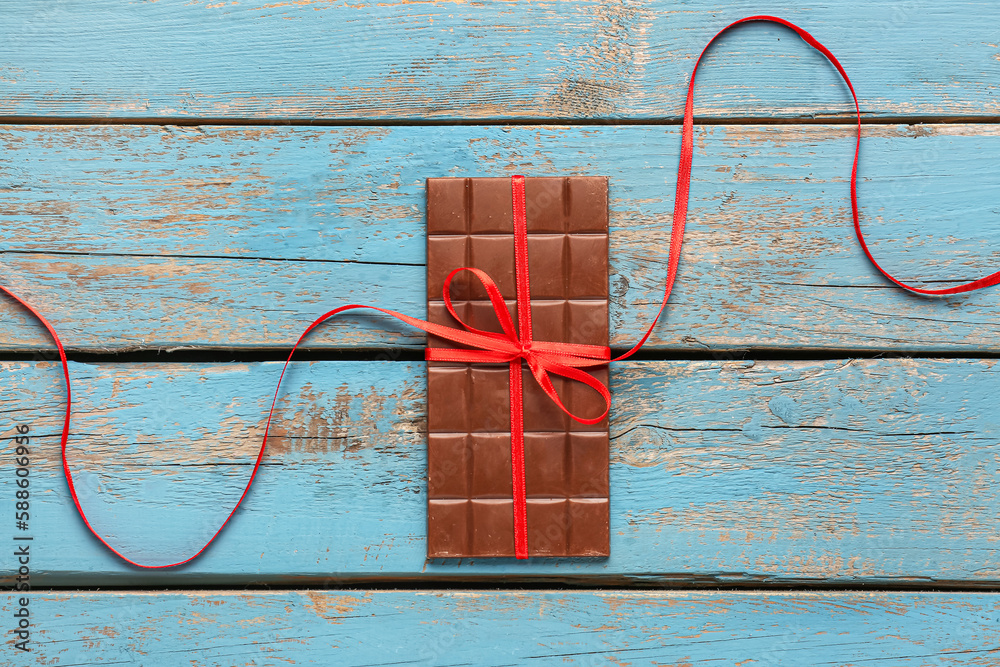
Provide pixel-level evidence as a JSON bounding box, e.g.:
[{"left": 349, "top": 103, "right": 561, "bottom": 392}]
[
  {"left": 528, "top": 359, "right": 611, "bottom": 427},
  {"left": 509, "top": 359, "right": 529, "bottom": 559}
]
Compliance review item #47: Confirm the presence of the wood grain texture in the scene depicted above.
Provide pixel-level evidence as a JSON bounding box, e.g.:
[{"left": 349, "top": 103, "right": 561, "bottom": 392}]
[
  {"left": 2, "top": 1, "right": 1000, "bottom": 121},
  {"left": 2, "top": 124, "right": 998, "bottom": 353},
  {"left": 2, "top": 0, "right": 998, "bottom": 658},
  {"left": 1, "top": 358, "right": 997, "bottom": 585},
  {"left": 5, "top": 590, "right": 999, "bottom": 666}
]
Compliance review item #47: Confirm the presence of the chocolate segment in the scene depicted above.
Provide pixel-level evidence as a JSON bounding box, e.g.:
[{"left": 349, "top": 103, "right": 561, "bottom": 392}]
[{"left": 426, "top": 177, "right": 610, "bottom": 558}]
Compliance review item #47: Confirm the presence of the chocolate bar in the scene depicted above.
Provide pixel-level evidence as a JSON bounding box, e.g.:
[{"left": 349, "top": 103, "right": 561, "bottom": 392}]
[{"left": 426, "top": 176, "right": 610, "bottom": 558}]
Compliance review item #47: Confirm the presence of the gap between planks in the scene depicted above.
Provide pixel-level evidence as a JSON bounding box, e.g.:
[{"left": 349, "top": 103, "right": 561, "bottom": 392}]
[
  {"left": 25, "top": 579, "right": 1000, "bottom": 593},
  {"left": 2, "top": 348, "right": 1000, "bottom": 363},
  {"left": 3, "top": 115, "right": 1000, "bottom": 127}
]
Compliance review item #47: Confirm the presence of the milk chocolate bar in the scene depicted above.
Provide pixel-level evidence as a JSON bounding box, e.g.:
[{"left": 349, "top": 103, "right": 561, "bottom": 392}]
[{"left": 426, "top": 176, "right": 610, "bottom": 558}]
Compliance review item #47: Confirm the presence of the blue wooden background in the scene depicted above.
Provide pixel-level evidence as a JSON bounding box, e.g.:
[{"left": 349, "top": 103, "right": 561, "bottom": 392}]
[{"left": 2, "top": 1, "right": 999, "bottom": 664}]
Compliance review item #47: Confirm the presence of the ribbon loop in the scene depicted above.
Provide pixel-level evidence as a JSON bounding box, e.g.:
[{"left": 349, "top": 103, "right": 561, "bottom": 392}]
[{"left": 442, "top": 266, "right": 518, "bottom": 342}]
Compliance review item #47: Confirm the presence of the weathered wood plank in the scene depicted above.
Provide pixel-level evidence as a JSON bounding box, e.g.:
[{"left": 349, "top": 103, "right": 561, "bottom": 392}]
[
  {"left": 2, "top": 124, "right": 999, "bottom": 352},
  {"left": 5, "top": 590, "right": 999, "bottom": 666},
  {"left": 1, "top": 358, "right": 997, "bottom": 585},
  {"left": 2, "top": 1, "right": 1000, "bottom": 120}
]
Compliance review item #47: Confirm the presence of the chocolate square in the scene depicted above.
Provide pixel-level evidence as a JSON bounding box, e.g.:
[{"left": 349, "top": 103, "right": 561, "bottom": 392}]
[{"left": 426, "top": 176, "right": 610, "bottom": 558}]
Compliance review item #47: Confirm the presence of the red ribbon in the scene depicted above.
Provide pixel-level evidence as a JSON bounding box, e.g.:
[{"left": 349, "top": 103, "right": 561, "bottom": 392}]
[{"left": 3, "top": 15, "right": 998, "bottom": 568}]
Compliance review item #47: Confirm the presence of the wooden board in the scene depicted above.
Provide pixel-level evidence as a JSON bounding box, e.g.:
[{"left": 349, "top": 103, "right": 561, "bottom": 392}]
[
  {"left": 3, "top": 358, "right": 997, "bottom": 586},
  {"left": 2, "top": 124, "right": 999, "bottom": 353},
  {"left": 4, "top": 0, "right": 1000, "bottom": 658},
  {"left": 6, "top": 590, "right": 1000, "bottom": 665},
  {"left": 2, "top": 1, "right": 1000, "bottom": 121}
]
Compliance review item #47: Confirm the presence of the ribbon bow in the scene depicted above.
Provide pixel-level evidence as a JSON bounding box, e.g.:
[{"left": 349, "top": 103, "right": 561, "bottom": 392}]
[{"left": 425, "top": 265, "right": 611, "bottom": 426}]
